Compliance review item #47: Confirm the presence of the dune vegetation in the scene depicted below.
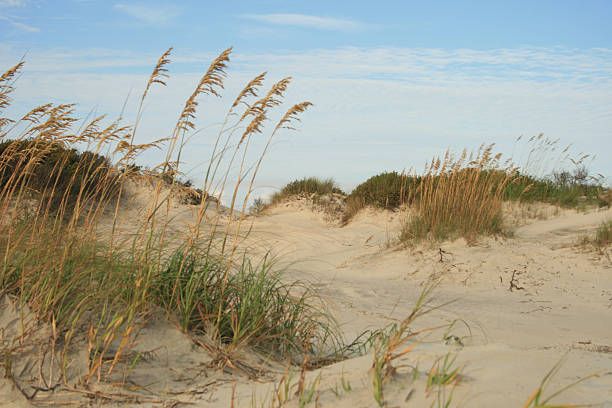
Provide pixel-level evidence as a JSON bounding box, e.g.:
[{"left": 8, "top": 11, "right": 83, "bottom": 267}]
[
  {"left": 269, "top": 177, "right": 345, "bottom": 205},
  {"left": 0, "top": 49, "right": 374, "bottom": 402},
  {"left": 271, "top": 139, "right": 606, "bottom": 243},
  {"left": 0, "top": 49, "right": 608, "bottom": 407}
]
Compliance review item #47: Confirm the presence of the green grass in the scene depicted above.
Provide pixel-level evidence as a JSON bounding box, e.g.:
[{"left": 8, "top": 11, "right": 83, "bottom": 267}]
[
  {"left": 1, "top": 52, "right": 605, "bottom": 406},
  {"left": 0, "top": 226, "right": 128, "bottom": 326},
  {"left": 154, "top": 247, "right": 343, "bottom": 361},
  {"left": 523, "top": 355, "right": 599, "bottom": 408},
  {"left": 342, "top": 166, "right": 605, "bottom": 229},
  {"left": 370, "top": 283, "right": 445, "bottom": 407}
]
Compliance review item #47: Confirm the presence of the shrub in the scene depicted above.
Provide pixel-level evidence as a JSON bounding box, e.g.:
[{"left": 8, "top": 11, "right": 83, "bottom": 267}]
[
  {"left": 349, "top": 171, "right": 410, "bottom": 208},
  {"left": 343, "top": 171, "right": 419, "bottom": 222},
  {"left": 0, "top": 138, "right": 120, "bottom": 214},
  {"left": 250, "top": 197, "right": 265, "bottom": 215},
  {"left": 271, "top": 177, "right": 344, "bottom": 204},
  {"left": 173, "top": 178, "right": 206, "bottom": 205},
  {"left": 600, "top": 189, "right": 612, "bottom": 207},
  {"left": 503, "top": 171, "right": 603, "bottom": 208}
]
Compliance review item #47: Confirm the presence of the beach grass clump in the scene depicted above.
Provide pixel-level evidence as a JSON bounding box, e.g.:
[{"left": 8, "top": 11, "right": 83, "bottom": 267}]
[
  {"left": 594, "top": 219, "right": 612, "bottom": 248},
  {"left": 270, "top": 177, "right": 344, "bottom": 204},
  {"left": 370, "top": 283, "right": 450, "bottom": 407},
  {"left": 0, "top": 226, "right": 129, "bottom": 326},
  {"left": 0, "top": 48, "right": 348, "bottom": 390},
  {"left": 154, "top": 247, "right": 342, "bottom": 361},
  {"left": 401, "top": 145, "right": 515, "bottom": 243}
]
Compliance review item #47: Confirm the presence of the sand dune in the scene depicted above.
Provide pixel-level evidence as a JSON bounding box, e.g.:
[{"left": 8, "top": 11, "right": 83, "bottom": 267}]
[
  {"left": 224, "top": 202, "right": 612, "bottom": 407},
  {"left": 3, "top": 197, "right": 611, "bottom": 407}
]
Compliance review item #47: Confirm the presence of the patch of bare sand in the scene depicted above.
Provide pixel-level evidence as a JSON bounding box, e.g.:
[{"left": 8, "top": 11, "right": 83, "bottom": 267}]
[{"left": 233, "top": 203, "right": 612, "bottom": 407}]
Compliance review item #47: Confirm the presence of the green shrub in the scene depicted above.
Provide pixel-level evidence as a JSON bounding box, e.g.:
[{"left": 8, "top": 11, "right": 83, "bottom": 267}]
[
  {"left": 271, "top": 177, "right": 344, "bottom": 204},
  {"left": 349, "top": 172, "right": 410, "bottom": 208},
  {"left": 600, "top": 189, "right": 612, "bottom": 207},
  {"left": 503, "top": 172, "right": 603, "bottom": 208},
  {"left": 343, "top": 172, "right": 419, "bottom": 222}
]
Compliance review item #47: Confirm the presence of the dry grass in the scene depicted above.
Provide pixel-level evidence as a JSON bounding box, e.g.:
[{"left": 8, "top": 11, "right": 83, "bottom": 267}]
[
  {"left": 342, "top": 135, "right": 605, "bottom": 238},
  {"left": 0, "top": 48, "right": 352, "bottom": 401},
  {"left": 401, "top": 144, "right": 516, "bottom": 243},
  {"left": 370, "top": 282, "right": 451, "bottom": 406},
  {"left": 0, "top": 51, "right": 606, "bottom": 407}
]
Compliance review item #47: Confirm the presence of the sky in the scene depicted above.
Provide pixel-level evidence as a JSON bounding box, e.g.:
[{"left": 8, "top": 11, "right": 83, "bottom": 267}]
[{"left": 1, "top": 0, "right": 611, "bottom": 202}]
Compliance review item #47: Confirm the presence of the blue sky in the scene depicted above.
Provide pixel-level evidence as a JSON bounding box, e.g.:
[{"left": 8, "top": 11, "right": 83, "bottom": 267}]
[{"left": 1, "top": 0, "right": 611, "bottom": 200}]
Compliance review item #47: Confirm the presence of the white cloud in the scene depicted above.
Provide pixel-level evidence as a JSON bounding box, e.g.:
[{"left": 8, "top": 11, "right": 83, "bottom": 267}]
[
  {"left": 241, "top": 13, "right": 367, "bottom": 31},
  {"left": 114, "top": 3, "right": 181, "bottom": 24},
  {"left": 0, "top": 15, "right": 39, "bottom": 32}
]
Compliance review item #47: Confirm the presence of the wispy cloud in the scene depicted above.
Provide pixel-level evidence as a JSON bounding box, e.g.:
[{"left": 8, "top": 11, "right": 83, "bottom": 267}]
[
  {"left": 114, "top": 3, "right": 181, "bottom": 24},
  {"left": 0, "top": 15, "right": 39, "bottom": 32},
  {"left": 233, "top": 46, "right": 612, "bottom": 86},
  {"left": 241, "top": 13, "right": 367, "bottom": 31},
  {"left": 0, "top": 0, "right": 29, "bottom": 7},
  {"left": 2, "top": 44, "right": 611, "bottom": 182}
]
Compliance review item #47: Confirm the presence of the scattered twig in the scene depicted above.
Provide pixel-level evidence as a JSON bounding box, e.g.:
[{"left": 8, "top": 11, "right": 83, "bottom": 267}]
[
  {"left": 439, "top": 248, "right": 452, "bottom": 263},
  {"left": 509, "top": 270, "right": 525, "bottom": 292}
]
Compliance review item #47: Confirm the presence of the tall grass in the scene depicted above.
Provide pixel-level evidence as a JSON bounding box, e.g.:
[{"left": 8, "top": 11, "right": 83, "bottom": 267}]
[
  {"left": 0, "top": 48, "right": 345, "bottom": 391},
  {"left": 339, "top": 135, "right": 605, "bottom": 237},
  {"left": 401, "top": 144, "right": 516, "bottom": 242},
  {"left": 370, "top": 283, "right": 452, "bottom": 407}
]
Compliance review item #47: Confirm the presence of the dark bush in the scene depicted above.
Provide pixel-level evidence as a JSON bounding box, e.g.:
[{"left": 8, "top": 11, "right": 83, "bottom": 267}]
[
  {"left": 343, "top": 172, "right": 420, "bottom": 222},
  {"left": 349, "top": 171, "right": 416, "bottom": 209},
  {"left": 0, "top": 138, "right": 120, "bottom": 213}
]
